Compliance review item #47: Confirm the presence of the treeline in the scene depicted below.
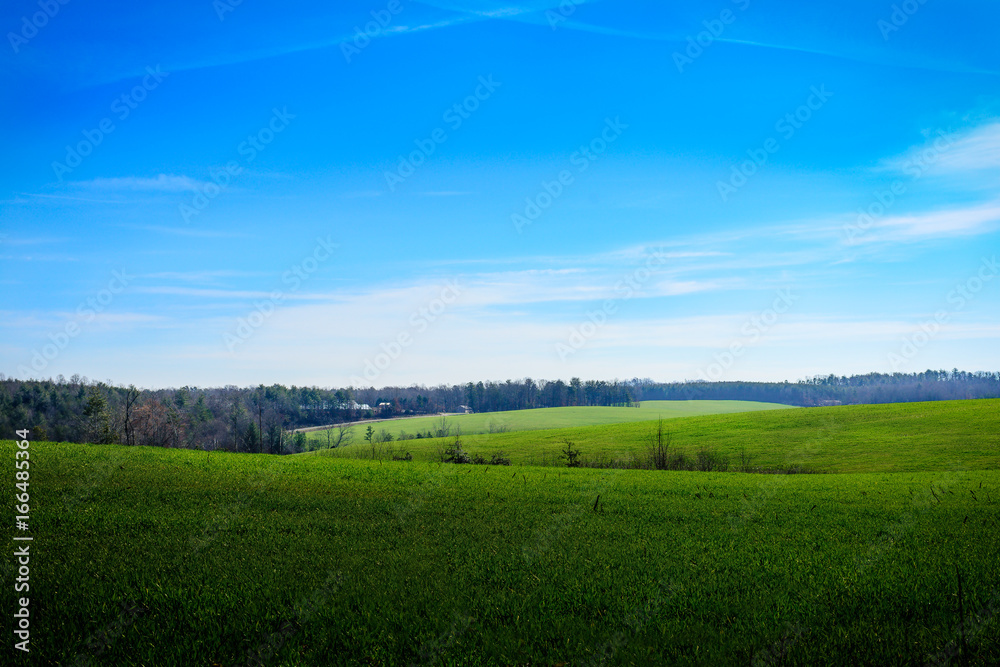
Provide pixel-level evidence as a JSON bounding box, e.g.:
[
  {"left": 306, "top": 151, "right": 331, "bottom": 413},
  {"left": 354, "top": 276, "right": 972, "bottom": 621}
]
[
  {"left": 0, "top": 376, "right": 636, "bottom": 451},
  {"left": 1, "top": 370, "right": 997, "bottom": 452},
  {"left": 629, "top": 369, "right": 1000, "bottom": 406}
]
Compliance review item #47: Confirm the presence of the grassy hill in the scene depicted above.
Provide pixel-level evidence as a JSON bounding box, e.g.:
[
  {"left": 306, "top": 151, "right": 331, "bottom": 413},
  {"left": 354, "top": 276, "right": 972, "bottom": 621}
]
[
  {"left": 3, "top": 437, "right": 998, "bottom": 665},
  {"left": 304, "top": 399, "right": 796, "bottom": 445},
  {"left": 315, "top": 398, "right": 1000, "bottom": 473}
]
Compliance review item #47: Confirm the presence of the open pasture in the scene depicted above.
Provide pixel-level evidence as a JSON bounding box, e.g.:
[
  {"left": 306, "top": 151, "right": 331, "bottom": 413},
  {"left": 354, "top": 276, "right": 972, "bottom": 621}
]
[
  {"left": 303, "top": 399, "right": 796, "bottom": 445},
  {"left": 317, "top": 398, "right": 1000, "bottom": 474},
  {"left": 4, "top": 421, "right": 999, "bottom": 665}
]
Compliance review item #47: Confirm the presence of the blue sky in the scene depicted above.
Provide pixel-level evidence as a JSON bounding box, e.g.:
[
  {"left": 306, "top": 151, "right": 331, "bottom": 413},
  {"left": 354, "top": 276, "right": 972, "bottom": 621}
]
[{"left": 1, "top": 0, "right": 998, "bottom": 388}]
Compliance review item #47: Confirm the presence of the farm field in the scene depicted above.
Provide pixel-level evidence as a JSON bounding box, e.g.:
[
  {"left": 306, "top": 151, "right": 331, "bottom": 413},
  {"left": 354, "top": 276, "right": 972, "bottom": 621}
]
[
  {"left": 4, "top": 399, "right": 1000, "bottom": 666},
  {"left": 316, "top": 398, "right": 1000, "bottom": 474},
  {"left": 304, "top": 399, "right": 796, "bottom": 445}
]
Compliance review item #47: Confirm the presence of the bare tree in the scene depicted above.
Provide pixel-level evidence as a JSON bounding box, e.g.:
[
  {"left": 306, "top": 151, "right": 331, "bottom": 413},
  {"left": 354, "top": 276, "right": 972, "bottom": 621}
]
[
  {"left": 487, "top": 419, "right": 509, "bottom": 434},
  {"left": 122, "top": 385, "right": 140, "bottom": 446},
  {"left": 648, "top": 418, "right": 672, "bottom": 470},
  {"left": 329, "top": 423, "right": 354, "bottom": 449},
  {"left": 434, "top": 416, "right": 451, "bottom": 438},
  {"left": 251, "top": 386, "right": 265, "bottom": 454}
]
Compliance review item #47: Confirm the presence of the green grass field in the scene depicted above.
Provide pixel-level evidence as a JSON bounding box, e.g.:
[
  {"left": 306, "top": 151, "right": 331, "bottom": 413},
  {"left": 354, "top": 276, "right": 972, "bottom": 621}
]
[
  {"left": 317, "top": 398, "right": 1000, "bottom": 474},
  {"left": 5, "top": 399, "right": 1000, "bottom": 665},
  {"left": 304, "top": 399, "right": 796, "bottom": 445}
]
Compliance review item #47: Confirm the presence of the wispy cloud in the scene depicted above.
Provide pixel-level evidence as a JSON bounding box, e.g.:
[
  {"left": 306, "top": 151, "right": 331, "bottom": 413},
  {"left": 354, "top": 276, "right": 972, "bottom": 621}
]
[
  {"left": 134, "top": 286, "right": 336, "bottom": 301},
  {"left": 115, "top": 14, "right": 485, "bottom": 82},
  {"left": 716, "top": 37, "right": 1000, "bottom": 77},
  {"left": 126, "top": 225, "right": 251, "bottom": 239},
  {"left": 73, "top": 174, "right": 209, "bottom": 192},
  {"left": 412, "top": 0, "right": 594, "bottom": 19},
  {"left": 341, "top": 190, "right": 384, "bottom": 199},
  {"left": 853, "top": 201, "right": 1000, "bottom": 243},
  {"left": 942, "top": 122, "right": 1000, "bottom": 171},
  {"left": 143, "top": 270, "right": 268, "bottom": 282},
  {"left": 885, "top": 121, "right": 1000, "bottom": 175},
  {"left": 0, "top": 236, "right": 70, "bottom": 246},
  {"left": 17, "top": 192, "right": 129, "bottom": 204},
  {"left": 503, "top": 17, "right": 1000, "bottom": 77}
]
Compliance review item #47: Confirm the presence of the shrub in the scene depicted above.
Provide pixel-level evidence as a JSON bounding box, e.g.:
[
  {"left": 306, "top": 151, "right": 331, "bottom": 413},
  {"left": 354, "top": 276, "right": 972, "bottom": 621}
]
[
  {"left": 560, "top": 440, "right": 582, "bottom": 468},
  {"left": 695, "top": 447, "right": 729, "bottom": 472},
  {"left": 648, "top": 418, "right": 672, "bottom": 470},
  {"left": 489, "top": 451, "right": 512, "bottom": 466},
  {"left": 487, "top": 420, "right": 509, "bottom": 434},
  {"left": 443, "top": 440, "right": 471, "bottom": 464}
]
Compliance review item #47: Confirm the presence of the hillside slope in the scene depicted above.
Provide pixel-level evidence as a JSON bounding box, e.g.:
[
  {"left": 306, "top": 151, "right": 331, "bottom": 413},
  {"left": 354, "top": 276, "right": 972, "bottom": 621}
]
[{"left": 315, "top": 399, "right": 1000, "bottom": 473}]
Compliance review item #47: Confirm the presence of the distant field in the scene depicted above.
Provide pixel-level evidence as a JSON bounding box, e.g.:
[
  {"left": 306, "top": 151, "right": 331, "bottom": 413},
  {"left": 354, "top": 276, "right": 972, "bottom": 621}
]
[
  {"left": 305, "top": 399, "right": 795, "bottom": 445},
  {"left": 5, "top": 440, "right": 997, "bottom": 665},
  {"left": 315, "top": 399, "right": 1000, "bottom": 474}
]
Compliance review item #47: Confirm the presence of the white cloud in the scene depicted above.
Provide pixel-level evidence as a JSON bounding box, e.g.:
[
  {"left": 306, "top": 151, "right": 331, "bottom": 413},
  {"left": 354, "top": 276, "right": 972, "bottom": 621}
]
[
  {"left": 852, "top": 201, "right": 1000, "bottom": 243},
  {"left": 938, "top": 122, "right": 1000, "bottom": 172},
  {"left": 128, "top": 225, "right": 251, "bottom": 239},
  {"left": 143, "top": 270, "right": 268, "bottom": 282},
  {"left": 882, "top": 121, "right": 1000, "bottom": 178},
  {"left": 39, "top": 299, "right": 998, "bottom": 387},
  {"left": 417, "top": 191, "right": 475, "bottom": 196},
  {"left": 73, "top": 174, "right": 210, "bottom": 192},
  {"left": 0, "top": 236, "right": 70, "bottom": 246},
  {"left": 134, "top": 286, "right": 335, "bottom": 301},
  {"left": 920, "top": 122, "right": 998, "bottom": 174}
]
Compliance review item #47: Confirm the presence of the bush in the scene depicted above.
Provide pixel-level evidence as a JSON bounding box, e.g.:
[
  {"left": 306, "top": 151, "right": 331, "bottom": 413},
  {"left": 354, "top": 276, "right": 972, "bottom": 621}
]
[
  {"left": 489, "top": 451, "right": 512, "bottom": 466},
  {"left": 487, "top": 420, "right": 509, "bottom": 434},
  {"left": 695, "top": 447, "right": 729, "bottom": 472},
  {"left": 469, "top": 451, "right": 512, "bottom": 466},
  {"left": 443, "top": 440, "right": 471, "bottom": 464},
  {"left": 648, "top": 418, "right": 672, "bottom": 470},
  {"left": 560, "top": 440, "right": 582, "bottom": 468}
]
